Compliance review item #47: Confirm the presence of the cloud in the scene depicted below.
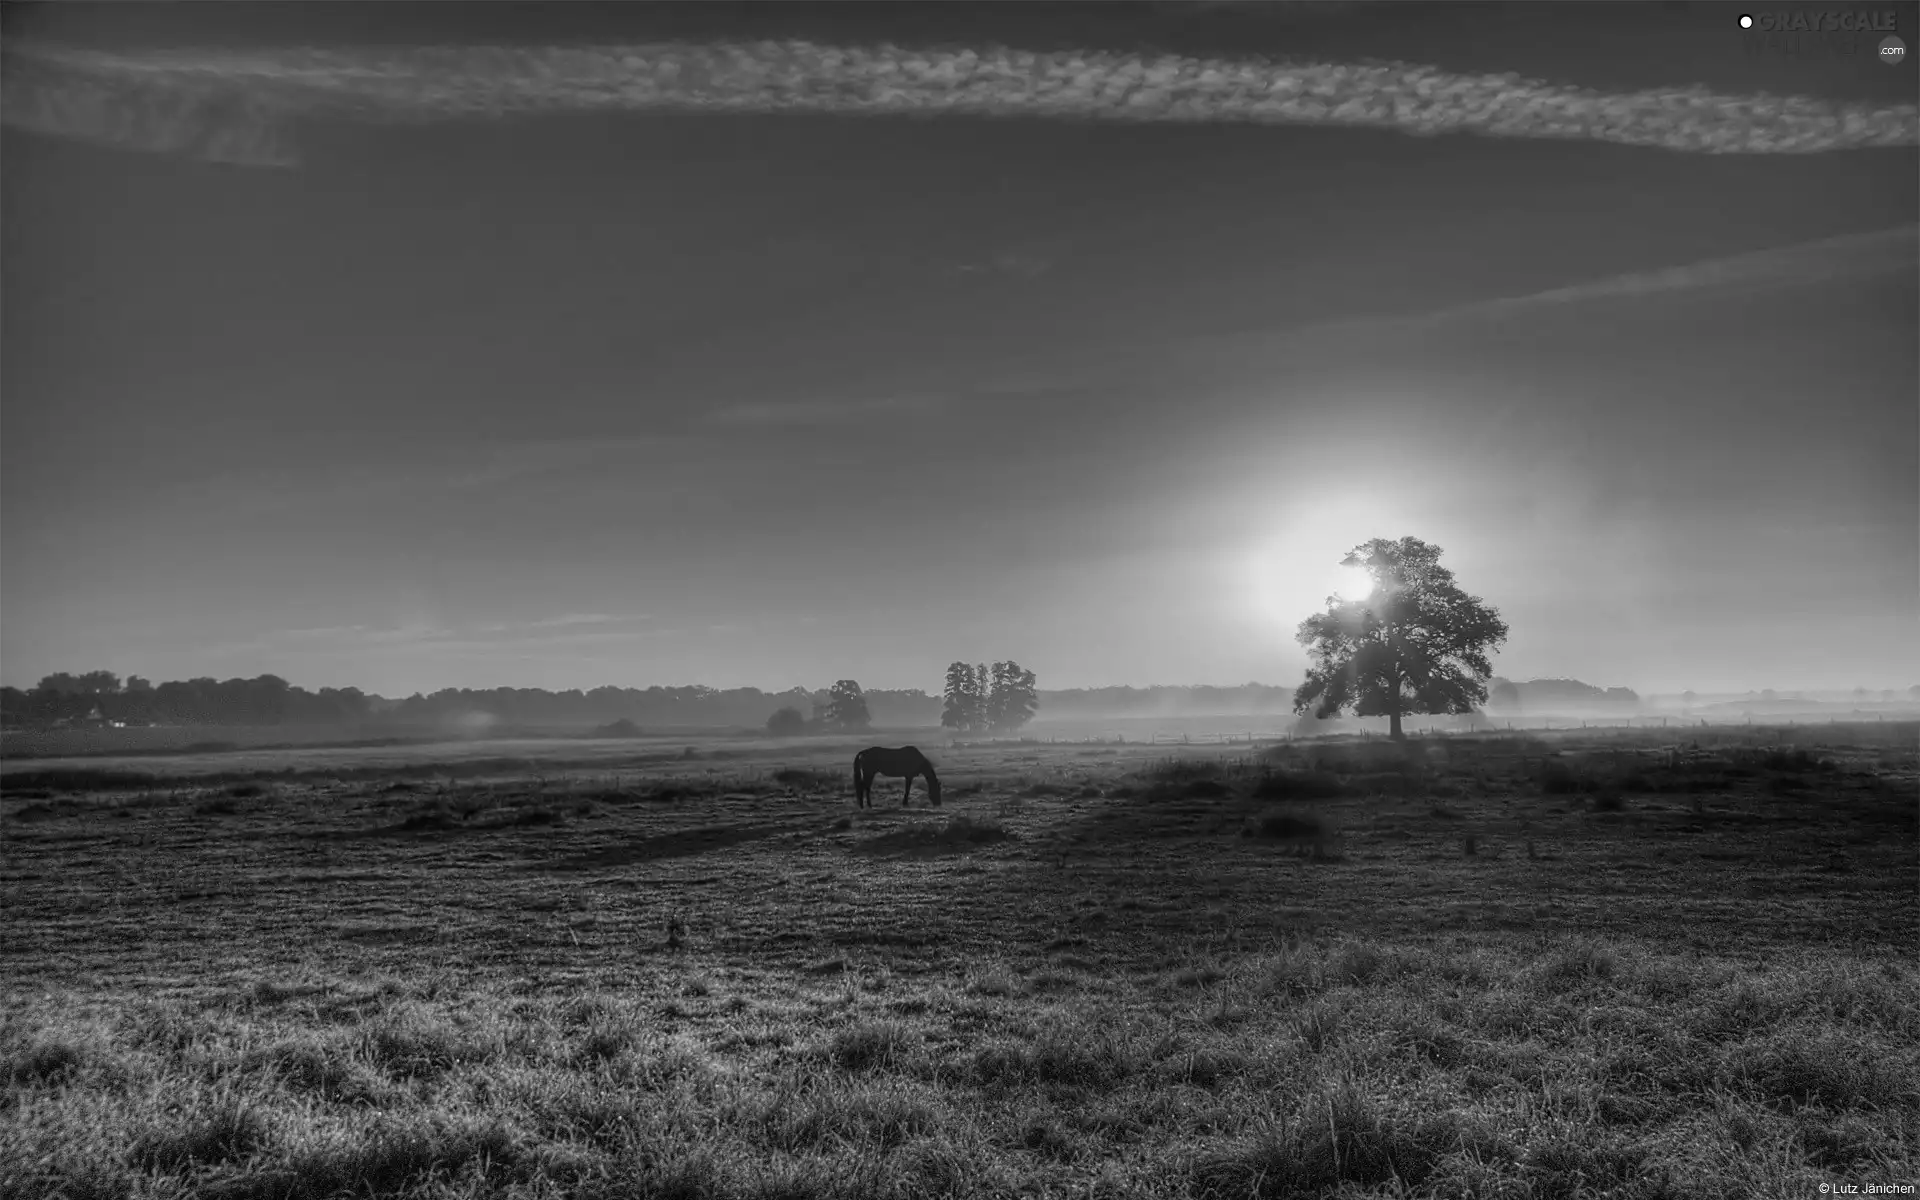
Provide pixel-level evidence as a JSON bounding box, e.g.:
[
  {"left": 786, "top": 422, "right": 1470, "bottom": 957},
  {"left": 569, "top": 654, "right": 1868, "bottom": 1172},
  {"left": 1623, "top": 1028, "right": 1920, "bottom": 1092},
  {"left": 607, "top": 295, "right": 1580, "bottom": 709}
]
[
  {"left": 4, "top": 37, "right": 1913, "bottom": 167},
  {"left": 945, "top": 250, "right": 1054, "bottom": 279},
  {"left": 523, "top": 612, "right": 652, "bottom": 629},
  {"left": 707, "top": 395, "right": 942, "bottom": 429},
  {"left": 1423, "top": 225, "right": 1920, "bottom": 324},
  {"left": 1, "top": 49, "right": 301, "bottom": 166},
  {"left": 439, "top": 437, "right": 692, "bottom": 490},
  {"left": 1149, "top": 225, "right": 1919, "bottom": 361}
]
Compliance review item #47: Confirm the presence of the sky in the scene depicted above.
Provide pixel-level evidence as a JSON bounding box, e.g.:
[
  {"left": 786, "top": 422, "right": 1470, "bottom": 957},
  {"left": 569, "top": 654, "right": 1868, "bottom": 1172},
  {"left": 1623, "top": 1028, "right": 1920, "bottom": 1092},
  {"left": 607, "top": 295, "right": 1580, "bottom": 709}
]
[{"left": 3, "top": 1, "right": 1916, "bottom": 698}]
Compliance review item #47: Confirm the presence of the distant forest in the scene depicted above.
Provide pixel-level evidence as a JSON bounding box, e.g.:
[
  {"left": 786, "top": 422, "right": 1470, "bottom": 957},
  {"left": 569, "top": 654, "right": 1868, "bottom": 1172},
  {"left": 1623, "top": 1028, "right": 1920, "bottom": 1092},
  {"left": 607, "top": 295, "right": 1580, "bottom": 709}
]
[
  {"left": 4, "top": 672, "right": 1319, "bottom": 731},
  {"left": 0, "top": 671, "right": 1684, "bottom": 732},
  {"left": 1, "top": 672, "right": 923, "bottom": 730},
  {"left": 11, "top": 668, "right": 1904, "bottom": 733}
]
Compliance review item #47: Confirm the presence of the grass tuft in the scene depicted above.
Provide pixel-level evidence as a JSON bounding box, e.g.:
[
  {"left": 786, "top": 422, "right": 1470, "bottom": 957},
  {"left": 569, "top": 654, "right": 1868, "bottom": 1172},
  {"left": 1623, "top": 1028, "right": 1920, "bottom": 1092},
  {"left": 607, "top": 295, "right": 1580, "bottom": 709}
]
[
  {"left": 825, "top": 1019, "right": 914, "bottom": 1072},
  {"left": 5, "top": 1037, "right": 92, "bottom": 1085},
  {"left": 130, "top": 1097, "right": 270, "bottom": 1171}
]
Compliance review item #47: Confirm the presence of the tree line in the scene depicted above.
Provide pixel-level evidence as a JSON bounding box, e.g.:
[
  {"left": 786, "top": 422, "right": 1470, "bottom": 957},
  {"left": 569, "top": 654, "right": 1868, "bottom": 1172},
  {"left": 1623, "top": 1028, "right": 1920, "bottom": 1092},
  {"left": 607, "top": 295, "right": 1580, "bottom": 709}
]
[
  {"left": 1, "top": 673, "right": 376, "bottom": 728},
  {"left": 0, "top": 674, "right": 942, "bottom": 731},
  {"left": 0, "top": 669, "right": 1260, "bottom": 735},
  {"left": 0, "top": 670, "right": 1045, "bottom": 734}
]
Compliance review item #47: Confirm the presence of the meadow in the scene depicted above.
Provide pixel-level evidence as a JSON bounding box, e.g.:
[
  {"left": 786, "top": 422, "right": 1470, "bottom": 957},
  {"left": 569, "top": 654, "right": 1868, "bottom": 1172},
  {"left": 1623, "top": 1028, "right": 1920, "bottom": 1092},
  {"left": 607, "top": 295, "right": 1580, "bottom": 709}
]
[{"left": 2, "top": 723, "right": 1915, "bottom": 1198}]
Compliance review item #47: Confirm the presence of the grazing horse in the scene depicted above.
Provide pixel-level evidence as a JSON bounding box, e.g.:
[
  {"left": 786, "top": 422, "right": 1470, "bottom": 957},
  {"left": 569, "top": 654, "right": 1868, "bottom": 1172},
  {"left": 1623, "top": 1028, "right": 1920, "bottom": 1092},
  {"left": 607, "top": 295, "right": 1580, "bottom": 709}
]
[{"left": 853, "top": 746, "right": 942, "bottom": 809}]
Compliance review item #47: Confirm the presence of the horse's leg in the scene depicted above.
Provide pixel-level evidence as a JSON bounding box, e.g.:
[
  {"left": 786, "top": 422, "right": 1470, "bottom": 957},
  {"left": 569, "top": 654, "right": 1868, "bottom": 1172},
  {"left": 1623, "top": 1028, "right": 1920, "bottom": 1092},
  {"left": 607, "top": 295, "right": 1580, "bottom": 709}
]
[{"left": 902, "top": 775, "right": 912, "bottom": 807}]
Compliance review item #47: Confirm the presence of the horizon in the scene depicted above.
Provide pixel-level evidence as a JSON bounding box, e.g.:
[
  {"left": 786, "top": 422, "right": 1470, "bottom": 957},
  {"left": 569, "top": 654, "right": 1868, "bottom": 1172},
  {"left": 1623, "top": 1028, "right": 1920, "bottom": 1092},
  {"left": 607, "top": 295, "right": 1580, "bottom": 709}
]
[
  {"left": 5, "top": 2, "right": 1916, "bottom": 703},
  {"left": 12, "top": 666, "right": 1912, "bottom": 707}
]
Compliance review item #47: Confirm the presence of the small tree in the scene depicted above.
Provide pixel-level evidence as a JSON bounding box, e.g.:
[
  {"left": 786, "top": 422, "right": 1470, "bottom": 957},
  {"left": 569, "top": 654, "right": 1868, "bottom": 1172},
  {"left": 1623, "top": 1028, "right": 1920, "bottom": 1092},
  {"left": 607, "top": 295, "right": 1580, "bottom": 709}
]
[
  {"left": 985, "top": 661, "right": 1039, "bottom": 734},
  {"left": 1293, "top": 537, "right": 1508, "bottom": 741},
  {"left": 825, "top": 679, "right": 871, "bottom": 731},
  {"left": 942, "top": 662, "right": 984, "bottom": 733},
  {"left": 766, "top": 706, "right": 807, "bottom": 737}
]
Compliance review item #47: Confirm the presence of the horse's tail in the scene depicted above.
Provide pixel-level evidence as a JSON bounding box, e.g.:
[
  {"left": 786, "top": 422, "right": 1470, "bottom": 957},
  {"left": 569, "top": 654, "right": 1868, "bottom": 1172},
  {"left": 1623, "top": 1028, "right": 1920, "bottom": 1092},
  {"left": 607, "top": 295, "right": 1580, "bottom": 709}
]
[{"left": 852, "top": 750, "right": 865, "bottom": 791}]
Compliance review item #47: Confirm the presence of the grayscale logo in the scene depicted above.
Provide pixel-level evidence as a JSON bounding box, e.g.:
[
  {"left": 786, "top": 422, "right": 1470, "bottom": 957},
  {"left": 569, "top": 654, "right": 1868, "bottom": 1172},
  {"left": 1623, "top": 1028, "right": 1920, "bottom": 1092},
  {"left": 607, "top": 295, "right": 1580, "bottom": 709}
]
[{"left": 1740, "top": 12, "right": 1905, "bottom": 61}]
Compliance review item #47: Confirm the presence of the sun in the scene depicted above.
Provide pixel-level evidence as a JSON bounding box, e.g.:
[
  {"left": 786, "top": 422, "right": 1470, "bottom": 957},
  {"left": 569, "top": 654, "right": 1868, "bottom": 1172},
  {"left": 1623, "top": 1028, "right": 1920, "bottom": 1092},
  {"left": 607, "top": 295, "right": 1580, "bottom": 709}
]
[{"left": 1332, "top": 563, "right": 1374, "bottom": 603}]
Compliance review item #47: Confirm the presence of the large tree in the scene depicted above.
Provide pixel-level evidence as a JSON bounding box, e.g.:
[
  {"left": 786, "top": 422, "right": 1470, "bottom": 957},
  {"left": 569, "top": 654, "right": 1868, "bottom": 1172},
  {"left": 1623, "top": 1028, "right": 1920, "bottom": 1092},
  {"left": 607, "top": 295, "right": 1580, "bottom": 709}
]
[{"left": 1293, "top": 537, "right": 1508, "bottom": 740}]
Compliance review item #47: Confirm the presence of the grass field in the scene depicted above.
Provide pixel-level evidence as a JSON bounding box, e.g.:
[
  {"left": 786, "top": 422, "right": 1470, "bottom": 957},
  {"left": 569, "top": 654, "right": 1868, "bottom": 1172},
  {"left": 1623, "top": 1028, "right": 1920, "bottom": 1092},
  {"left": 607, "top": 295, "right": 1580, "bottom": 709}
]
[{"left": 3, "top": 724, "right": 1916, "bottom": 1198}]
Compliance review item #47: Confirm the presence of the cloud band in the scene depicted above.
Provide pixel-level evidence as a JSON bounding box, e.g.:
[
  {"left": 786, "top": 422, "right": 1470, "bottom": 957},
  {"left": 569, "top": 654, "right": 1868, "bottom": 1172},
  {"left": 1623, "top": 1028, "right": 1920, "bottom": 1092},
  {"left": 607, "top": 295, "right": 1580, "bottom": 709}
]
[{"left": 5, "top": 38, "right": 1916, "bottom": 166}]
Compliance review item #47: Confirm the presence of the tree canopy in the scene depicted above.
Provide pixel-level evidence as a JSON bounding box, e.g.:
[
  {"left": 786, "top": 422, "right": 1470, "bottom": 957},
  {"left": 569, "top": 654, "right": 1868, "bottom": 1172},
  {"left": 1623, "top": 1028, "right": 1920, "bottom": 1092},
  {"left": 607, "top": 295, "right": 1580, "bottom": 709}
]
[
  {"left": 825, "top": 679, "right": 872, "bottom": 731},
  {"left": 1293, "top": 537, "right": 1508, "bottom": 739},
  {"left": 940, "top": 660, "right": 1040, "bottom": 735}
]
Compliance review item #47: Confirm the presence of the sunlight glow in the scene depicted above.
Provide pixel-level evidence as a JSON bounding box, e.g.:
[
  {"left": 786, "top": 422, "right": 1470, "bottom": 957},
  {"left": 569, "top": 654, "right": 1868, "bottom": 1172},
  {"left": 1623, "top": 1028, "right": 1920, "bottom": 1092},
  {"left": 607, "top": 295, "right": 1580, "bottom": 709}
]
[
  {"left": 1332, "top": 563, "right": 1374, "bottom": 603},
  {"left": 1227, "top": 484, "right": 1439, "bottom": 632}
]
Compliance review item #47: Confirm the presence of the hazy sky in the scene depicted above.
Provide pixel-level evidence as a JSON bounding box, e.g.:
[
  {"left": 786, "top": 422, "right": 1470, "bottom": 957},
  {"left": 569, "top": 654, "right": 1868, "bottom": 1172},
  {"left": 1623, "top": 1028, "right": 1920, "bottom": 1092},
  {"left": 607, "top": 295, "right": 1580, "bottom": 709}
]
[{"left": 4, "top": 2, "right": 1916, "bottom": 697}]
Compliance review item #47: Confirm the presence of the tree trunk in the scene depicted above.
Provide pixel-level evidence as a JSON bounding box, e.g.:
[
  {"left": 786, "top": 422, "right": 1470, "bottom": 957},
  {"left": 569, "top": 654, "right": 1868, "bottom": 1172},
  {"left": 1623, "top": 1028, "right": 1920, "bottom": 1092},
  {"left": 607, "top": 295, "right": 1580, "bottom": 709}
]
[{"left": 1389, "top": 708, "right": 1404, "bottom": 740}]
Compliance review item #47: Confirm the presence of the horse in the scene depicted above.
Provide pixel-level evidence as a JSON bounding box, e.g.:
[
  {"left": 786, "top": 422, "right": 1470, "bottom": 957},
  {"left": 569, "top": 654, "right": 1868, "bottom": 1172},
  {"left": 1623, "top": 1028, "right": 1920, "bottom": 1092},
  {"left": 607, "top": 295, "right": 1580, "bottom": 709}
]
[{"left": 853, "top": 746, "right": 942, "bottom": 809}]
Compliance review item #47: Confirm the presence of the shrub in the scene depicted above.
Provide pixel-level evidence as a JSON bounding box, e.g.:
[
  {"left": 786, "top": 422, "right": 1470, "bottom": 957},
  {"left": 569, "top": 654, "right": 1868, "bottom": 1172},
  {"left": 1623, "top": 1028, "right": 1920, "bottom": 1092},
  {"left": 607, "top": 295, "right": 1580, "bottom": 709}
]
[
  {"left": 766, "top": 707, "right": 807, "bottom": 737},
  {"left": 1, "top": 767, "right": 159, "bottom": 794},
  {"left": 773, "top": 766, "right": 839, "bottom": 788},
  {"left": 1021, "top": 780, "right": 1080, "bottom": 798},
  {"left": 858, "top": 814, "right": 1011, "bottom": 855},
  {"left": 1244, "top": 809, "right": 1327, "bottom": 840},
  {"left": 1754, "top": 747, "right": 1835, "bottom": 773},
  {"left": 1252, "top": 770, "right": 1353, "bottom": 801},
  {"left": 1349, "top": 771, "right": 1411, "bottom": 795},
  {"left": 1538, "top": 759, "right": 1581, "bottom": 794},
  {"left": 1143, "top": 757, "right": 1224, "bottom": 782}
]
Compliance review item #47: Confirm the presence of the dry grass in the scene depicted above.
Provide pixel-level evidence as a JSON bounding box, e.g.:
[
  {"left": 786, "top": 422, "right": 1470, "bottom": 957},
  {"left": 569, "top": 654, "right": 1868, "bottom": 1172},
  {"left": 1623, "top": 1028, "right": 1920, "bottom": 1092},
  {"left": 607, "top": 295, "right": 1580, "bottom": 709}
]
[{"left": 2, "top": 723, "right": 1915, "bottom": 1198}]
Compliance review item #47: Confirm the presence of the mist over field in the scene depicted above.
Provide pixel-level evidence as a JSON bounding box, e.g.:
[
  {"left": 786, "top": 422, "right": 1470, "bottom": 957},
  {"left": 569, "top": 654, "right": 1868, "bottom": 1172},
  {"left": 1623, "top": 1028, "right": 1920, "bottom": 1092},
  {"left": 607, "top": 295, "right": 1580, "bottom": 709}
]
[{"left": 2, "top": 4, "right": 1916, "bottom": 1199}]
